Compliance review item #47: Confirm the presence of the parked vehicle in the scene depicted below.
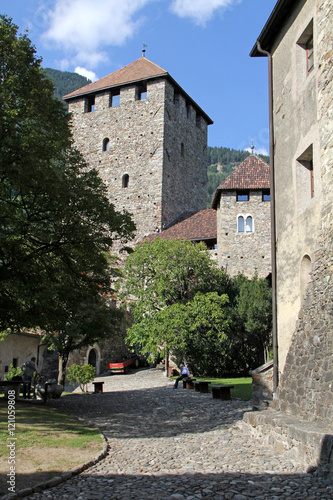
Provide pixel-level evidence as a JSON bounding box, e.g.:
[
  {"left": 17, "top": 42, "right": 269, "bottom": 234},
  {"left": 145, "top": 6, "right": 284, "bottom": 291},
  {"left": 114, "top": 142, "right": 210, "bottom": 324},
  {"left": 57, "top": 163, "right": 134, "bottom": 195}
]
[{"left": 108, "top": 353, "right": 148, "bottom": 374}]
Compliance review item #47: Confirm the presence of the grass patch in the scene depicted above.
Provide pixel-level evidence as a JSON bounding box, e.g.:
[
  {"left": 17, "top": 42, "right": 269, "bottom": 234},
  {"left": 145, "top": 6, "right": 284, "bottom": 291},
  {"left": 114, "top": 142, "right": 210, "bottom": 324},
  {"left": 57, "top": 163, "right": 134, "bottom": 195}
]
[
  {"left": 172, "top": 376, "right": 252, "bottom": 399},
  {"left": 0, "top": 400, "right": 104, "bottom": 495}
]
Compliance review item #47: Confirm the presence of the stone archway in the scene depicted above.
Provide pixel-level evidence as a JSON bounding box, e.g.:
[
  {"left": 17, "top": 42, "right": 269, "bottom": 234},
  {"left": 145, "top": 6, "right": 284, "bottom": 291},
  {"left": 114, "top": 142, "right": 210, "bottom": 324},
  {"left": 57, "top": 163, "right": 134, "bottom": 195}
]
[{"left": 85, "top": 344, "right": 101, "bottom": 375}]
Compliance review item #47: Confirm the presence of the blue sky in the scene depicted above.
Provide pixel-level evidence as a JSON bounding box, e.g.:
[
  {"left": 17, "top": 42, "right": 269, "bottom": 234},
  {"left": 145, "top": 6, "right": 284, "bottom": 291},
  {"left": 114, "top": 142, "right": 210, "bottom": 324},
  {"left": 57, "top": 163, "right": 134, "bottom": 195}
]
[{"left": 2, "top": 0, "right": 277, "bottom": 154}]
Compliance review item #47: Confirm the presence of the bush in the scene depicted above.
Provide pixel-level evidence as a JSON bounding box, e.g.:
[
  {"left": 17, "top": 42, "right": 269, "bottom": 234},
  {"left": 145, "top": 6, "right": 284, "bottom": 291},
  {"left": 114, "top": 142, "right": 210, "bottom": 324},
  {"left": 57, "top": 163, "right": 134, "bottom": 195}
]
[
  {"left": 67, "top": 364, "right": 96, "bottom": 392},
  {"left": 4, "top": 364, "right": 23, "bottom": 381}
]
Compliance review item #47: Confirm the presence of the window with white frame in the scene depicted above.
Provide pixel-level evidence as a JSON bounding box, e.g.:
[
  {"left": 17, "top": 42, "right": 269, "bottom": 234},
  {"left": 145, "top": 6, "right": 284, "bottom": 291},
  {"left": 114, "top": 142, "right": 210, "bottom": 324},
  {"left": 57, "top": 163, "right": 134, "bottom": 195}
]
[{"left": 246, "top": 216, "right": 253, "bottom": 232}]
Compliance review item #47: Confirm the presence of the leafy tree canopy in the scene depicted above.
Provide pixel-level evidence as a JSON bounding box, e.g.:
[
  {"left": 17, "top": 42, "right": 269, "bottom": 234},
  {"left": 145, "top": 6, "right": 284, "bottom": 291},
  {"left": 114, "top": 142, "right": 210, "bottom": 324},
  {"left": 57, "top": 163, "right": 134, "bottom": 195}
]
[
  {"left": 121, "top": 239, "right": 272, "bottom": 376},
  {"left": 0, "top": 16, "right": 136, "bottom": 377}
]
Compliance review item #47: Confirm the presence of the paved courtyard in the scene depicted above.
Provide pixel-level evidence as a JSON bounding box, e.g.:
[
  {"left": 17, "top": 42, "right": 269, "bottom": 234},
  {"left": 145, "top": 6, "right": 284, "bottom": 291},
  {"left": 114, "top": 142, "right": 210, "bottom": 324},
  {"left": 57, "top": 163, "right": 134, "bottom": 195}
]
[{"left": 27, "top": 368, "right": 332, "bottom": 499}]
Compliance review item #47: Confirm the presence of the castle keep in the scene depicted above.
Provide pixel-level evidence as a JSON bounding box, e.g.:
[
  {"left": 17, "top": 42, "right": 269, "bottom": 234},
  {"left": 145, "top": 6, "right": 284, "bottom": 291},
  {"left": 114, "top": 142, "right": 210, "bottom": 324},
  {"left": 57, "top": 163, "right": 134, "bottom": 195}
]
[{"left": 63, "top": 56, "right": 213, "bottom": 242}]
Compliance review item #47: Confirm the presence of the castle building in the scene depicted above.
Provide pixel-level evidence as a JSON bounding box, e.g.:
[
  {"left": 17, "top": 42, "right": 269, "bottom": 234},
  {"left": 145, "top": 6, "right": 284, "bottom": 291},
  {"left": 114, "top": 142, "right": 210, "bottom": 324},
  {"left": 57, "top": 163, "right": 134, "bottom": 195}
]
[
  {"left": 63, "top": 55, "right": 213, "bottom": 242},
  {"left": 246, "top": 0, "right": 333, "bottom": 473},
  {"left": 211, "top": 154, "right": 271, "bottom": 278}
]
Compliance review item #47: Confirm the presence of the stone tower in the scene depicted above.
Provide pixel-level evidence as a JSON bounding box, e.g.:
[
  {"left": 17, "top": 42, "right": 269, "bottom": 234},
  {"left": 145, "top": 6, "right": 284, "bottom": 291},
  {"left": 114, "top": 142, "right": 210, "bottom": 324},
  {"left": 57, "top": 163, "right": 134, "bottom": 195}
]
[
  {"left": 63, "top": 56, "right": 213, "bottom": 242},
  {"left": 211, "top": 154, "right": 271, "bottom": 278}
]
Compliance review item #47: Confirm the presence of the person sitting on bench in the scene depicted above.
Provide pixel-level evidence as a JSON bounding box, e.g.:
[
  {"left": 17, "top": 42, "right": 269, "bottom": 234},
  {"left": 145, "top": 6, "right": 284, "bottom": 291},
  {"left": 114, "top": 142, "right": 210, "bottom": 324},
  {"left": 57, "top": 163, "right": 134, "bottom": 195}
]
[{"left": 173, "top": 365, "right": 189, "bottom": 389}]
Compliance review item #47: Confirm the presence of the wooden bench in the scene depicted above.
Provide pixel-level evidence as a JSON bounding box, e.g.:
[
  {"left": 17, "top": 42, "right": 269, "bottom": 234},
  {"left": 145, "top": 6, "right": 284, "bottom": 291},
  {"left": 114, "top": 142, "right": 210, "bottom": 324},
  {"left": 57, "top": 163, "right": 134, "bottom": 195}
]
[
  {"left": 92, "top": 381, "right": 104, "bottom": 394},
  {"left": 182, "top": 377, "right": 196, "bottom": 389},
  {"left": 209, "top": 385, "right": 234, "bottom": 400},
  {"left": 194, "top": 380, "right": 210, "bottom": 393}
]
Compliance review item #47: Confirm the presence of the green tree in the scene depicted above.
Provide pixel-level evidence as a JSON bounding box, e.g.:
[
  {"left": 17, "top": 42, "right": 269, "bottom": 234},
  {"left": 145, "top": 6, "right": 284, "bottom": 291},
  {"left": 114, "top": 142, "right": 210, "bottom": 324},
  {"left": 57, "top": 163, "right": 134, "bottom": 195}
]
[
  {"left": 0, "top": 16, "right": 135, "bottom": 381},
  {"left": 121, "top": 239, "right": 231, "bottom": 363}
]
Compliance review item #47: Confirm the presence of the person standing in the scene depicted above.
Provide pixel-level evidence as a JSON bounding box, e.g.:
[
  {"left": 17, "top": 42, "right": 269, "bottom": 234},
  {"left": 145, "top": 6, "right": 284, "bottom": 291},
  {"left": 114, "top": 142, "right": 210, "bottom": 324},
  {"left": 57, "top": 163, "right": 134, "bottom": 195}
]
[
  {"left": 21, "top": 357, "right": 39, "bottom": 399},
  {"left": 173, "top": 365, "right": 189, "bottom": 389}
]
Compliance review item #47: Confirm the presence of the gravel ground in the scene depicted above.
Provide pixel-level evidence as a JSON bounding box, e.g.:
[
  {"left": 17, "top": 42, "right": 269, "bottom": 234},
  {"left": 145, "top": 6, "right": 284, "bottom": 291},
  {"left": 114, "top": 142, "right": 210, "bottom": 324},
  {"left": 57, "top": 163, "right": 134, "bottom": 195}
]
[{"left": 24, "top": 368, "right": 333, "bottom": 499}]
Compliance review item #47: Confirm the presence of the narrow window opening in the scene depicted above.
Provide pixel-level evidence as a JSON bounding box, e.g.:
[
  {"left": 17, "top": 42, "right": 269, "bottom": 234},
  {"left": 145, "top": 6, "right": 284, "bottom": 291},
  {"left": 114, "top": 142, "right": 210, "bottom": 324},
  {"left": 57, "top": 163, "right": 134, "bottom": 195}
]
[
  {"left": 236, "top": 191, "right": 249, "bottom": 201},
  {"left": 181, "top": 142, "right": 185, "bottom": 157},
  {"left": 86, "top": 95, "right": 95, "bottom": 112},
  {"left": 186, "top": 102, "right": 191, "bottom": 119},
  {"left": 262, "top": 190, "right": 270, "bottom": 201},
  {"left": 196, "top": 114, "right": 201, "bottom": 128},
  {"left": 174, "top": 92, "right": 180, "bottom": 107},
  {"left": 296, "top": 144, "right": 314, "bottom": 208},
  {"left": 297, "top": 20, "right": 314, "bottom": 80},
  {"left": 110, "top": 91, "right": 120, "bottom": 107},
  {"left": 102, "top": 138, "right": 110, "bottom": 152},
  {"left": 238, "top": 216, "right": 245, "bottom": 233},
  {"left": 122, "top": 174, "right": 129, "bottom": 188},
  {"left": 137, "top": 84, "right": 147, "bottom": 101},
  {"left": 246, "top": 216, "right": 253, "bottom": 233}
]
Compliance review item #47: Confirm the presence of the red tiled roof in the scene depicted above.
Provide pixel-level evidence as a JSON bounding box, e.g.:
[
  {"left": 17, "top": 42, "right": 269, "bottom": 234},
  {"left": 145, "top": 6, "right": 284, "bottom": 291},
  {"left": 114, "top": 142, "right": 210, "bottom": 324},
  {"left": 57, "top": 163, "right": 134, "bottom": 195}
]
[
  {"left": 62, "top": 57, "right": 213, "bottom": 125},
  {"left": 143, "top": 210, "right": 217, "bottom": 243},
  {"left": 211, "top": 155, "right": 270, "bottom": 209},
  {"left": 63, "top": 57, "right": 168, "bottom": 100}
]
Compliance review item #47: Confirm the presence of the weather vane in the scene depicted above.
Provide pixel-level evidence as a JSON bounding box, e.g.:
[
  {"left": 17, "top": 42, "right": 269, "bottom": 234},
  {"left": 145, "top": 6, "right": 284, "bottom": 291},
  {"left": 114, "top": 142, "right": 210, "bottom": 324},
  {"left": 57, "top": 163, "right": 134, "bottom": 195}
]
[{"left": 142, "top": 43, "right": 147, "bottom": 57}]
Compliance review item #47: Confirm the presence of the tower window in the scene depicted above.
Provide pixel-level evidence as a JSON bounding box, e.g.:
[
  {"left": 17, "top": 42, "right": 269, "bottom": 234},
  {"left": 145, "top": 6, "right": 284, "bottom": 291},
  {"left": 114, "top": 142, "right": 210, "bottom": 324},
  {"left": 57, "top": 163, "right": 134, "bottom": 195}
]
[
  {"left": 236, "top": 191, "right": 249, "bottom": 201},
  {"left": 110, "top": 91, "right": 120, "bottom": 107},
  {"left": 174, "top": 92, "right": 180, "bottom": 107},
  {"left": 122, "top": 174, "right": 129, "bottom": 188},
  {"left": 262, "top": 190, "right": 270, "bottom": 201},
  {"left": 196, "top": 114, "right": 201, "bottom": 128},
  {"left": 86, "top": 95, "right": 95, "bottom": 112},
  {"left": 137, "top": 84, "right": 147, "bottom": 101},
  {"left": 181, "top": 143, "right": 185, "bottom": 157},
  {"left": 102, "top": 138, "right": 110, "bottom": 152},
  {"left": 246, "top": 216, "right": 253, "bottom": 233},
  {"left": 186, "top": 103, "right": 191, "bottom": 119},
  {"left": 237, "top": 216, "right": 244, "bottom": 233}
]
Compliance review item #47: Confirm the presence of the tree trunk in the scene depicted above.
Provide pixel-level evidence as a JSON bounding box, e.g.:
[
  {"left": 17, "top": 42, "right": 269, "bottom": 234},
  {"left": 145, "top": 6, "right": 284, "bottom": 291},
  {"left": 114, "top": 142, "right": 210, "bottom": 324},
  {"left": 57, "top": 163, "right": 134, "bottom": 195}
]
[{"left": 58, "top": 353, "right": 69, "bottom": 386}]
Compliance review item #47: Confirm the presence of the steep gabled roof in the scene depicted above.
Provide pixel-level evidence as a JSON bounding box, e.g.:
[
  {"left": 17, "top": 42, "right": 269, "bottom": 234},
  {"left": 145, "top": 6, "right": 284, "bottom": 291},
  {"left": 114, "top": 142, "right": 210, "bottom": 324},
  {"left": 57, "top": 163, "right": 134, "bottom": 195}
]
[
  {"left": 143, "top": 209, "right": 217, "bottom": 243},
  {"left": 211, "top": 155, "right": 270, "bottom": 209},
  {"left": 63, "top": 56, "right": 213, "bottom": 124},
  {"left": 63, "top": 57, "right": 168, "bottom": 100}
]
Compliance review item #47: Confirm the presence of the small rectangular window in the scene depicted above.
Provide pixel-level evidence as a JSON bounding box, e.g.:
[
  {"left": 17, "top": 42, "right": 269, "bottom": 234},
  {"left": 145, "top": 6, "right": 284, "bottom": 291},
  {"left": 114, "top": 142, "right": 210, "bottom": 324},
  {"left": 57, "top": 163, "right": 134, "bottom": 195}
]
[
  {"left": 110, "top": 92, "right": 120, "bottom": 107},
  {"left": 236, "top": 191, "right": 249, "bottom": 201},
  {"left": 262, "top": 190, "right": 270, "bottom": 201},
  {"left": 86, "top": 95, "right": 95, "bottom": 112},
  {"left": 297, "top": 20, "right": 314, "bottom": 80},
  {"left": 196, "top": 114, "right": 201, "bottom": 128},
  {"left": 186, "top": 102, "right": 191, "bottom": 119},
  {"left": 136, "top": 84, "right": 147, "bottom": 101}
]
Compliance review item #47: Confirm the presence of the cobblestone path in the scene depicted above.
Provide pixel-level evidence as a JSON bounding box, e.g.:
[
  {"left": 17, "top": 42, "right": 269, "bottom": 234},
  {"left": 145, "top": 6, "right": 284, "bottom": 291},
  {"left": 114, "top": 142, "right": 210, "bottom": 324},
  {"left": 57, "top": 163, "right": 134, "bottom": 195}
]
[{"left": 27, "top": 368, "right": 332, "bottom": 499}]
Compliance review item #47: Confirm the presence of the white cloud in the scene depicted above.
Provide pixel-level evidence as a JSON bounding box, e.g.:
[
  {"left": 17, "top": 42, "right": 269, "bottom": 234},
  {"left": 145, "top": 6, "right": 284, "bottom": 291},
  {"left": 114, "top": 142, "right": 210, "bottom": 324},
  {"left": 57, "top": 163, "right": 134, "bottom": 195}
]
[
  {"left": 75, "top": 67, "right": 98, "bottom": 82},
  {"left": 170, "top": 0, "right": 240, "bottom": 25},
  {"left": 42, "top": 0, "right": 153, "bottom": 67}
]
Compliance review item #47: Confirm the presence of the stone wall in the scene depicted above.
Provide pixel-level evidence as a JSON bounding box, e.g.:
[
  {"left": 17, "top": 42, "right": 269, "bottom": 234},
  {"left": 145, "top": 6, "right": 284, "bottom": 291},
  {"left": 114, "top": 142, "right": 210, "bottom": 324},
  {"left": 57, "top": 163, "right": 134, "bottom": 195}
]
[{"left": 216, "top": 190, "right": 271, "bottom": 277}]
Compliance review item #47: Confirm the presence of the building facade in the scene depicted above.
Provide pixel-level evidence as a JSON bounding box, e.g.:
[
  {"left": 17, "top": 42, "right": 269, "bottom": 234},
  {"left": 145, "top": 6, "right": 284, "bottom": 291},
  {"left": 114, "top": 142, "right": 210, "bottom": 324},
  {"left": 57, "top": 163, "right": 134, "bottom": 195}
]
[
  {"left": 63, "top": 56, "right": 213, "bottom": 243},
  {"left": 211, "top": 154, "right": 271, "bottom": 278},
  {"left": 249, "top": 0, "right": 332, "bottom": 452}
]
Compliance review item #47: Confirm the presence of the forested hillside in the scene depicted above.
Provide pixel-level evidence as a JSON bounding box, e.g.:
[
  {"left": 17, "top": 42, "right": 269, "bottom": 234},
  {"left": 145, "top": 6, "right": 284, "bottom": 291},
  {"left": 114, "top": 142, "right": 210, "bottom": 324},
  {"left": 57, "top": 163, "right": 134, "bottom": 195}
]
[
  {"left": 206, "top": 147, "right": 270, "bottom": 207},
  {"left": 43, "top": 68, "right": 269, "bottom": 207},
  {"left": 43, "top": 68, "right": 91, "bottom": 106}
]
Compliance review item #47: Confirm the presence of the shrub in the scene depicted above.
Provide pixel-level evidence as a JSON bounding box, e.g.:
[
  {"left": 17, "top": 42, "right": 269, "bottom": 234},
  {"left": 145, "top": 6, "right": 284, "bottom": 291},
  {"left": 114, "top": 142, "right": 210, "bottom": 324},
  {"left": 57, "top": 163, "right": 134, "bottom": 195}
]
[
  {"left": 67, "top": 364, "right": 96, "bottom": 392},
  {"left": 4, "top": 364, "right": 23, "bottom": 381}
]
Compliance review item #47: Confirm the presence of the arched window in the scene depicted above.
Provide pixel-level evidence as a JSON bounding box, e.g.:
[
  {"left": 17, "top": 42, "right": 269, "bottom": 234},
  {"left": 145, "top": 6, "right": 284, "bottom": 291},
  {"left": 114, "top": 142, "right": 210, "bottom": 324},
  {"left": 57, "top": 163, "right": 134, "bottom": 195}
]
[
  {"left": 122, "top": 174, "right": 129, "bottom": 188},
  {"left": 246, "top": 216, "right": 253, "bottom": 232},
  {"left": 102, "top": 138, "right": 110, "bottom": 151},
  {"left": 237, "top": 216, "right": 244, "bottom": 233},
  {"left": 300, "top": 254, "right": 312, "bottom": 299}
]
